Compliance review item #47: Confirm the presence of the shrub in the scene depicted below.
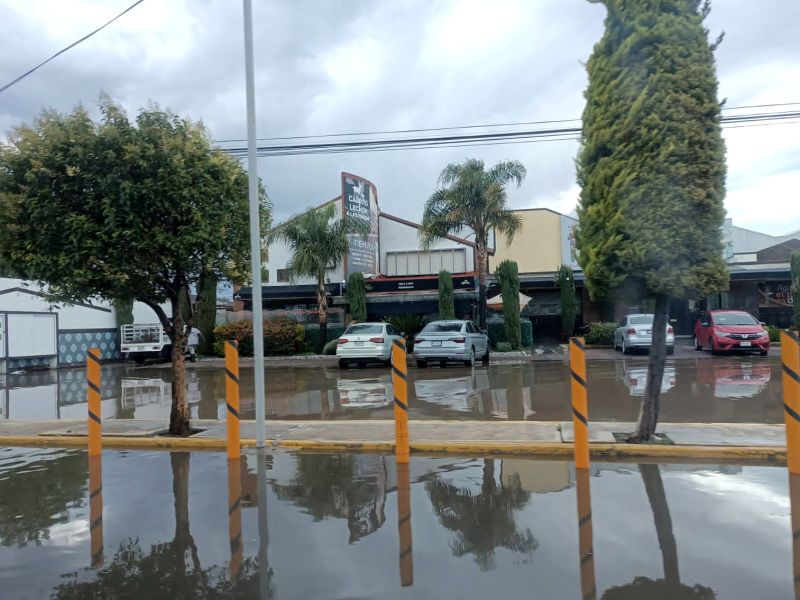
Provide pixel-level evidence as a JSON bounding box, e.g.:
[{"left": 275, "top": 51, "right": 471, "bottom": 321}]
[
  {"left": 304, "top": 324, "right": 345, "bottom": 353},
  {"left": 583, "top": 322, "right": 616, "bottom": 346},
  {"left": 212, "top": 321, "right": 254, "bottom": 357},
  {"left": 488, "top": 319, "right": 532, "bottom": 349},
  {"left": 767, "top": 325, "right": 782, "bottom": 343},
  {"left": 264, "top": 318, "right": 303, "bottom": 355},
  {"left": 495, "top": 259, "right": 521, "bottom": 349},
  {"left": 322, "top": 339, "right": 339, "bottom": 355},
  {"left": 496, "top": 342, "right": 513, "bottom": 352}
]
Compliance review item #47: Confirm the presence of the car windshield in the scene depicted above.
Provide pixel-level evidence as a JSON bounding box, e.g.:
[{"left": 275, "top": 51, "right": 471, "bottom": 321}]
[
  {"left": 714, "top": 312, "right": 757, "bottom": 326},
  {"left": 421, "top": 322, "right": 463, "bottom": 333},
  {"left": 344, "top": 324, "right": 383, "bottom": 335},
  {"left": 629, "top": 315, "right": 654, "bottom": 325}
]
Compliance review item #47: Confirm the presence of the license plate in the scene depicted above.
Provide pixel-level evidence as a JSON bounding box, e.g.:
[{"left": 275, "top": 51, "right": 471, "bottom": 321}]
[
  {"left": 432, "top": 341, "right": 442, "bottom": 347},
  {"left": 354, "top": 341, "right": 364, "bottom": 347},
  {"left": 740, "top": 341, "right": 751, "bottom": 347}
]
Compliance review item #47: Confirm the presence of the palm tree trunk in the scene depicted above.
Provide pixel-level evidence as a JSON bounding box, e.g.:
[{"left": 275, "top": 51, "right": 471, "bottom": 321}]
[
  {"left": 476, "top": 245, "right": 489, "bottom": 329},
  {"left": 633, "top": 294, "right": 669, "bottom": 441},
  {"left": 317, "top": 278, "right": 328, "bottom": 354}
]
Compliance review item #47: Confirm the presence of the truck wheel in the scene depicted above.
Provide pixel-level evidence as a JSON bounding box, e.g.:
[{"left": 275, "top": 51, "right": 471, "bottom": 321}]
[
  {"left": 134, "top": 355, "right": 145, "bottom": 365},
  {"left": 338, "top": 359, "right": 349, "bottom": 369}
]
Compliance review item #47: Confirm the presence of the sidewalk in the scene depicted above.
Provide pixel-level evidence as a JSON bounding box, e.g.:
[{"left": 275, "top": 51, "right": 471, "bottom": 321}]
[{"left": 0, "top": 418, "right": 788, "bottom": 462}]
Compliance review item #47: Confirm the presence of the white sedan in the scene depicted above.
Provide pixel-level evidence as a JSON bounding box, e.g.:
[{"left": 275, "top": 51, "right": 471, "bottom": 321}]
[
  {"left": 613, "top": 314, "right": 675, "bottom": 355},
  {"left": 336, "top": 322, "right": 404, "bottom": 368},
  {"left": 413, "top": 320, "right": 489, "bottom": 368}
]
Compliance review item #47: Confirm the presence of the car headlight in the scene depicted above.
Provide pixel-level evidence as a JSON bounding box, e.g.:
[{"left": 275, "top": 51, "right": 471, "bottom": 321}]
[
  {"left": 714, "top": 331, "right": 730, "bottom": 337},
  {"left": 757, "top": 331, "right": 769, "bottom": 338}
]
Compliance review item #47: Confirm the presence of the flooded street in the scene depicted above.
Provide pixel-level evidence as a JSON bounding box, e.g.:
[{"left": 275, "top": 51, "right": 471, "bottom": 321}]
[
  {"left": 0, "top": 446, "right": 794, "bottom": 599},
  {"left": 0, "top": 355, "right": 782, "bottom": 423}
]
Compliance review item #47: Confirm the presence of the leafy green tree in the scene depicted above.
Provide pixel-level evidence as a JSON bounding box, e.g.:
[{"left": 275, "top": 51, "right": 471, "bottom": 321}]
[
  {"left": 438, "top": 270, "right": 456, "bottom": 319},
  {"left": 421, "top": 159, "right": 525, "bottom": 328},
  {"left": 346, "top": 272, "right": 368, "bottom": 322},
  {"left": 270, "top": 204, "right": 368, "bottom": 353},
  {"left": 556, "top": 264, "right": 577, "bottom": 338},
  {"left": 425, "top": 459, "right": 537, "bottom": 570},
  {"left": 495, "top": 260, "right": 521, "bottom": 349},
  {"left": 115, "top": 298, "right": 134, "bottom": 328},
  {"left": 196, "top": 273, "right": 218, "bottom": 355},
  {"left": 792, "top": 251, "right": 800, "bottom": 329},
  {"left": 0, "top": 100, "right": 266, "bottom": 435},
  {"left": 575, "top": 0, "right": 728, "bottom": 441}
]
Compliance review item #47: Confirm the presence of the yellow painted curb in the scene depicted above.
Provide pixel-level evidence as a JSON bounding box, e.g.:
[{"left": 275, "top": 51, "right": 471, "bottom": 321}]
[{"left": 0, "top": 434, "right": 787, "bottom": 463}]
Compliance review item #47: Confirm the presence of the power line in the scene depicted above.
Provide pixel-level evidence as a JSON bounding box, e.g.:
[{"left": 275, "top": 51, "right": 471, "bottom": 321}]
[
  {"left": 219, "top": 110, "right": 800, "bottom": 158},
  {"left": 0, "top": 0, "right": 145, "bottom": 95},
  {"left": 215, "top": 101, "right": 800, "bottom": 145}
]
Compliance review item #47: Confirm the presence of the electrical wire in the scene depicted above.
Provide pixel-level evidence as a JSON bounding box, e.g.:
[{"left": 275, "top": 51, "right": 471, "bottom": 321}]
[{"left": 0, "top": 0, "right": 145, "bottom": 95}]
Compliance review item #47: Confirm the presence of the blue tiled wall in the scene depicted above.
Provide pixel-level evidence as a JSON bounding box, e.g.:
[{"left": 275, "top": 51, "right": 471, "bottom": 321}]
[{"left": 58, "top": 330, "right": 121, "bottom": 366}]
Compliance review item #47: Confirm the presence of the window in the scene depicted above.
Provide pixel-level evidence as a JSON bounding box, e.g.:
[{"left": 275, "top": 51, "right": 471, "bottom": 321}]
[
  {"left": 629, "top": 315, "right": 654, "bottom": 325},
  {"left": 465, "top": 322, "right": 476, "bottom": 333},
  {"left": 385, "top": 248, "right": 466, "bottom": 276},
  {"left": 344, "top": 323, "right": 383, "bottom": 335},
  {"left": 277, "top": 268, "right": 290, "bottom": 283},
  {"left": 421, "top": 322, "right": 463, "bottom": 333},
  {"left": 713, "top": 312, "right": 757, "bottom": 326}
]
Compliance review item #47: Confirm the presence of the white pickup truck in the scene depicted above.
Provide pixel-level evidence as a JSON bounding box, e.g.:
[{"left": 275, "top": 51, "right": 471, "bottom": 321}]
[{"left": 120, "top": 323, "right": 200, "bottom": 364}]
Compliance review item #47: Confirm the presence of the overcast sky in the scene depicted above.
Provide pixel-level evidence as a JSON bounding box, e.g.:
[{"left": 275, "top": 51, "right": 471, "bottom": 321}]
[{"left": 2, "top": 0, "right": 798, "bottom": 234}]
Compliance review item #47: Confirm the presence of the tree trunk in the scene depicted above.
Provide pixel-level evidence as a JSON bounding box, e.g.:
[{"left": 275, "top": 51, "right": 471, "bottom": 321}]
[
  {"left": 639, "top": 463, "right": 680, "bottom": 585},
  {"left": 317, "top": 280, "right": 328, "bottom": 354},
  {"left": 632, "top": 294, "right": 669, "bottom": 442},
  {"left": 170, "top": 303, "right": 191, "bottom": 436},
  {"left": 476, "top": 245, "right": 489, "bottom": 329}
]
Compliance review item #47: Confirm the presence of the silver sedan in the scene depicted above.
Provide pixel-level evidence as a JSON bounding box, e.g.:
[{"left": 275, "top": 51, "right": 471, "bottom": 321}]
[
  {"left": 413, "top": 320, "right": 489, "bottom": 368},
  {"left": 336, "top": 322, "right": 404, "bottom": 368},
  {"left": 613, "top": 314, "right": 675, "bottom": 355}
]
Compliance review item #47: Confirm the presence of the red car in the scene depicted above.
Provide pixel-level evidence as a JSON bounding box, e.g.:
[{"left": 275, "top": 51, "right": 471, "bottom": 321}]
[{"left": 694, "top": 310, "right": 770, "bottom": 356}]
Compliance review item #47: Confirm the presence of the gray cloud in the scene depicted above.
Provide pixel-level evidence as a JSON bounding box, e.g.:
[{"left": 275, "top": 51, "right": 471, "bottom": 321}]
[{"left": 1, "top": 0, "right": 797, "bottom": 233}]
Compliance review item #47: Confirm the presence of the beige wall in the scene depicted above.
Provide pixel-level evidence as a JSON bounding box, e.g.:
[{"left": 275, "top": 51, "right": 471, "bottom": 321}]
[{"left": 490, "top": 209, "right": 563, "bottom": 274}]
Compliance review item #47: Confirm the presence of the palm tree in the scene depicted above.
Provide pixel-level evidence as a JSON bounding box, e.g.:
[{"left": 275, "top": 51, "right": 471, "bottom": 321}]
[
  {"left": 270, "top": 203, "right": 368, "bottom": 352},
  {"left": 421, "top": 159, "right": 526, "bottom": 328}
]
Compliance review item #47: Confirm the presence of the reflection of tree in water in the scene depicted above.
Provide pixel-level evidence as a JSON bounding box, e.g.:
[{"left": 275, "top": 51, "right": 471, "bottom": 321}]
[
  {"left": 0, "top": 449, "right": 87, "bottom": 547},
  {"left": 425, "top": 458, "right": 537, "bottom": 570},
  {"left": 271, "top": 453, "right": 386, "bottom": 543},
  {"left": 601, "top": 464, "right": 715, "bottom": 599},
  {"left": 52, "top": 452, "right": 273, "bottom": 599}
]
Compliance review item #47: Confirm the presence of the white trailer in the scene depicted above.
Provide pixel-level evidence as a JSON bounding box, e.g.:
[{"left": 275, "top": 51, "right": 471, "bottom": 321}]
[{"left": 120, "top": 323, "right": 200, "bottom": 364}]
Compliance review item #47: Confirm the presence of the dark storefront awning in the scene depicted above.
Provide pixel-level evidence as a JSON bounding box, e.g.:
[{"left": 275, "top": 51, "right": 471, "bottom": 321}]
[{"left": 235, "top": 282, "right": 342, "bottom": 309}]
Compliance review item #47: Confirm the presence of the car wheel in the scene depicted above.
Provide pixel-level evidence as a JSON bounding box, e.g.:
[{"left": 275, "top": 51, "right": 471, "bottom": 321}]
[
  {"left": 439, "top": 360, "right": 447, "bottom": 368},
  {"left": 694, "top": 336, "right": 702, "bottom": 351},
  {"left": 416, "top": 359, "right": 428, "bottom": 369},
  {"left": 760, "top": 349, "right": 768, "bottom": 356},
  {"left": 464, "top": 347, "right": 475, "bottom": 367},
  {"left": 481, "top": 346, "right": 490, "bottom": 365},
  {"left": 708, "top": 338, "right": 716, "bottom": 355},
  {"left": 338, "top": 359, "right": 349, "bottom": 369},
  {"left": 622, "top": 340, "right": 630, "bottom": 355}
]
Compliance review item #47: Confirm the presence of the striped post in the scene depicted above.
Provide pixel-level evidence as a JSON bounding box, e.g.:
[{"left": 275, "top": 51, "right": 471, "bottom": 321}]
[
  {"left": 87, "top": 348, "right": 102, "bottom": 456},
  {"left": 227, "top": 457, "right": 243, "bottom": 579},
  {"left": 790, "top": 474, "right": 800, "bottom": 600},
  {"left": 569, "top": 337, "right": 590, "bottom": 469},
  {"left": 88, "top": 454, "right": 104, "bottom": 568},
  {"left": 225, "top": 340, "right": 241, "bottom": 460},
  {"left": 397, "top": 462, "right": 414, "bottom": 587},
  {"left": 391, "top": 339, "right": 409, "bottom": 464},
  {"left": 575, "top": 467, "right": 597, "bottom": 600},
  {"left": 783, "top": 331, "right": 800, "bottom": 474}
]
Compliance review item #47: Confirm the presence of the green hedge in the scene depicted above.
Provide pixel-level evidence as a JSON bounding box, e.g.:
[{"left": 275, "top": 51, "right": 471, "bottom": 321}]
[
  {"left": 487, "top": 319, "right": 532, "bottom": 349},
  {"left": 584, "top": 322, "right": 616, "bottom": 345},
  {"left": 496, "top": 342, "right": 513, "bottom": 352},
  {"left": 767, "top": 325, "right": 782, "bottom": 343},
  {"left": 303, "top": 325, "right": 345, "bottom": 353},
  {"left": 211, "top": 319, "right": 306, "bottom": 356},
  {"left": 322, "top": 339, "right": 339, "bottom": 355}
]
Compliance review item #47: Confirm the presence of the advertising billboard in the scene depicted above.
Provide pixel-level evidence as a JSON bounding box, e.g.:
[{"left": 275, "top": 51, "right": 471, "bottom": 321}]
[{"left": 342, "top": 172, "right": 379, "bottom": 276}]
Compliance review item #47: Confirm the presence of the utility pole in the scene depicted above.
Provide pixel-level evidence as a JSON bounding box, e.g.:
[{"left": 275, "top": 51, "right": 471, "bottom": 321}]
[{"left": 243, "top": 0, "right": 266, "bottom": 447}]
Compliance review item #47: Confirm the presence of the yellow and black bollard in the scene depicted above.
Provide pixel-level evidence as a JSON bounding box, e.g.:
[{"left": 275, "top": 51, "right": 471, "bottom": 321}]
[
  {"left": 87, "top": 347, "right": 102, "bottom": 457},
  {"left": 228, "top": 457, "right": 243, "bottom": 579},
  {"left": 391, "top": 339, "right": 410, "bottom": 464},
  {"left": 396, "top": 462, "right": 414, "bottom": 587},
  {"left": 569, "top": 337, "right": 590, "bottom": 469},
  {"left": 225, "top": 340, "right": 241, "bottom": 460},
  {"left": 88, "top": 453, "right": 104, "bottom": 568},
  {"left": 575, "top": 467, "right": 597, "bottom": 600},
  {"left": 782, "top": 331, "right": 800, "bottom": 475}
]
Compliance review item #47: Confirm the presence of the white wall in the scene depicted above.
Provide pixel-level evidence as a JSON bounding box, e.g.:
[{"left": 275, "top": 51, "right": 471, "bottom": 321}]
[
  {"left": 378, "top": 216, "right": 475, "bottom": 274},
  {"left": 725, "top": 219, "right": 800, "bottom": 258}
]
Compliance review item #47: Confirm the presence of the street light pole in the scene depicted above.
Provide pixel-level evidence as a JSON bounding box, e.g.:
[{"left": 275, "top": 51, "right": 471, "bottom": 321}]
[{"left": 243, "top": 0, "right": 266, "bottom": 447}]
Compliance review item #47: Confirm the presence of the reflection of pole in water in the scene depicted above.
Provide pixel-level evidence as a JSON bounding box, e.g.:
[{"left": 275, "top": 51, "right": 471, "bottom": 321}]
[
  {"left": 88, "top": 454, "right": 104, "bottom": 568},
  {"left": 397, "top": 462, "right": 413, "bottom": 587},
  {"left": 228, "top": 458, "right": 243, "bottom": 579},
  {"left": 790, "top": 474, "right": 800, "bottom": 600},
  {"left": 575, "top": 468, "right": 596, "bottom": 600},
  {"left": 257, "top": 449, "right": 273, "bottom": 599}
]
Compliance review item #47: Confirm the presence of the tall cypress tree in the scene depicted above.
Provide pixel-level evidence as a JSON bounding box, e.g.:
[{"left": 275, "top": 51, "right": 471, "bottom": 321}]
[
  {"left": 576, "top": 0, "right": 728, "bottom": 440},
  {"left": 556, "top": 264, "right": 577, "bottom": 339},
  {"left": 438, "top": 270, "right": 455, "bottom": 320},
  {"left": 496, "top": 260, "right": 521, "bottom": 350}
]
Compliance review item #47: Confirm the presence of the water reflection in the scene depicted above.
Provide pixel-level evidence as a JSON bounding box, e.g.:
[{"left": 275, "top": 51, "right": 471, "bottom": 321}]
[
  {"left": 0, "top": 357, "right": 785, "bottom": 423},
  {"left": 425, "top": 458, "right": 538, "bottom": 570}
]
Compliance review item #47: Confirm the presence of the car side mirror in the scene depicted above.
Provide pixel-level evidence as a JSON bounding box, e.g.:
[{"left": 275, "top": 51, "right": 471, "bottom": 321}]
[
  {"left": 759, "top": 322, "right": 766, "bottom": 326},
  {"left": 701, "top": 321, "right": 709, "bottom": 327}
]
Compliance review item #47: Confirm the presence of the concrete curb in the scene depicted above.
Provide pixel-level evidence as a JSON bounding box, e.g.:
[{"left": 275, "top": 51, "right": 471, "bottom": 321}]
[{"left": 0, "top": 434, "right": 787, "bottom": 463}]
